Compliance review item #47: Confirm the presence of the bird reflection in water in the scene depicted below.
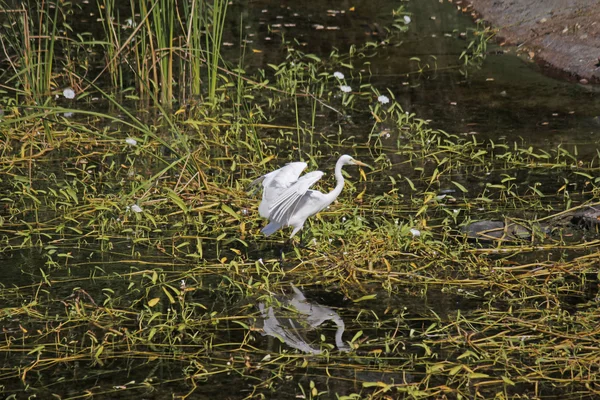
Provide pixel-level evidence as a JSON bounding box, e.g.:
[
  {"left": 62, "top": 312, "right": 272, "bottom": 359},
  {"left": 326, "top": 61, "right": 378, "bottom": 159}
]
[{"left": 257, "top": 284, "right": 349, "bottom": 354}]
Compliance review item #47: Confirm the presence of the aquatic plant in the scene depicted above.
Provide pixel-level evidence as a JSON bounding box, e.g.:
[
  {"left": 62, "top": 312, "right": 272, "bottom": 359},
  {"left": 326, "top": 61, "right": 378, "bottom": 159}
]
[{"left": 460, "top": 21, "right": 496, "bottom": 73}]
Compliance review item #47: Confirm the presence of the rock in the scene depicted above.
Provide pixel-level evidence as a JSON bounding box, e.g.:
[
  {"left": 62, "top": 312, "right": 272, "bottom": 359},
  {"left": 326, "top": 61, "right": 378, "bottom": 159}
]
[
  {"left": 467, "top": 0, "right": 600, "bottom": 83},
  {"left": 462, "top": 220, "right": 534, "bottom": 241},
  {"left": 571, "top": 206, "right": 600, "bottom": 229}
]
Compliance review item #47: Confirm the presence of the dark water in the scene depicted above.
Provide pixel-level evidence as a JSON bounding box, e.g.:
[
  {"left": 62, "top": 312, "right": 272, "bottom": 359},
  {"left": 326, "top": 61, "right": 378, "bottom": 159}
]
[{"left": 223, "top": 0, "right": 600, "bottom": 146}]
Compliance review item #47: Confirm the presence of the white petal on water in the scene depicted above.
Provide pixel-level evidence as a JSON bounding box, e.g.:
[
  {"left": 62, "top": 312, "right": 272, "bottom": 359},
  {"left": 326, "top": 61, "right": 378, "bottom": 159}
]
[
  {"left": 131, "top": 204, "right": 143, "bottom": 213},
  {"left": 63, "top": 88, "right": 75, "bottom": 99},
  {"left": 410, "top": 228, "right": 421, "bottom": 237},
  {"left": 377, "top": 95, "right": 390, "bottom": 104},
  {"left": 333, "top": 71, "right": 344, "bottom": 79},
  {"left": 125, "top": 138, "right": 137, "bottom": 146}
]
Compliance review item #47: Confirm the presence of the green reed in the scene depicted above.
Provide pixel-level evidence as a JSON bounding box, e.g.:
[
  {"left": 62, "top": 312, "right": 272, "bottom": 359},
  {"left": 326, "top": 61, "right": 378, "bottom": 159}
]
[
  {"left": 182, "top": 0, "right": 205, "bottom": 98},
  {"left": 96, "top": 0, "right": 121, "bottom": 88},
  {"left": 0, "top": 1, "right": 60, "bottom": 101},
  {"left": 149, "top": 0, "right": 175, "bottom": 104},
  {"left": 205, "top": 0, "right": 228, "bottom": 103}
]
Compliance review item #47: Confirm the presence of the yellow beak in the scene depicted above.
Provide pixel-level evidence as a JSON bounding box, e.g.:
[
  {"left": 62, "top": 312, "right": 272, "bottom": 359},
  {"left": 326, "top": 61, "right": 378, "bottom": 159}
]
[{"left": 352, "top": 159, "right": 371, "bottom": 168}]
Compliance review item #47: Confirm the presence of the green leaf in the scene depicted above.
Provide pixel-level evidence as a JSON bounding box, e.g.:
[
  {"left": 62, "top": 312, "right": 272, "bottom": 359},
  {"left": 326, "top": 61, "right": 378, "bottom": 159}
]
[
  {"left": 165, "top": 188, "right": 189, "bottom": 213},
  {"left": 451, "top": 180, "right": 468, "bottom": 193},
  {"left": 471, "top": 150, "right": 487, "bottom": 159},
  {"left": 363, "top": 381, "right": 391, "bottom": 389},
  {"left": 95, "top": 345, "right": 104, "bottom": 359},
  {"left": 353, "top": 294, "right": 377, "bottom": 302},
  {"left": 428, "top": 362, "right": 447, "bottom": 373},
  {"left": 573, "top": 171, "right": 594, "bottom": 179},
  {"left": 351, "top": 330, "right": 363, "bottom": 343},
  {"left": 27, "top": 345, "right": 45, "bottom": 355},
  {"left": 457, "top": 350, "right": 478, "bottom": 360},
  {"left": 221, "top": 204, "right": 240, "bottom": 220},
  {"left": 449, "top": 365, "right": 463, "bottom": 375},
  {"left": 232, "top": 320, "right": 250, "bottom": 330},
  {"left": 468, "top": 373, "right": 491, "bottom": 379},
  {"left": 162, "top": 286, "right": 176, "bottom": 304}
]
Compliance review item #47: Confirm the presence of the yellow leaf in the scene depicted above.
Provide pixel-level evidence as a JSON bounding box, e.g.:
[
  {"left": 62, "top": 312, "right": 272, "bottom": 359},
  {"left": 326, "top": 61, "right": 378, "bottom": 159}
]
[
  {"left": 148, "top": 297, "right": 160, "bottom": 307},
  {"left": 359, "top": 168, "right": 367, "bottom": 181},
  {"left": 370, "top": 111, "right": 382, "bottom": 123},
  {"left": 356, "top": 186, "right": 366, "bottom": 200},
  {"left": 252, "top": 49, "right": 263, "bottom": 53},
  {"left": 382, "top": 257, "right": 391, "bottom": 272},
  {"left": 363, "top": 381, "right": 391, "bottom": 389},
  {"left": 258, "top": 155, "right": 276, "bottom": 166},
  {"left": 174, "top": 108, "right": 186, "bottom": 116}
]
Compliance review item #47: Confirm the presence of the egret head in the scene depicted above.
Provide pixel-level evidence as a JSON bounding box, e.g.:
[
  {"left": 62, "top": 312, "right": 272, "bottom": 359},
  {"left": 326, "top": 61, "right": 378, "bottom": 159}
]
[{"left": 339, "top": 154, "right": 370, "bottom": 168}]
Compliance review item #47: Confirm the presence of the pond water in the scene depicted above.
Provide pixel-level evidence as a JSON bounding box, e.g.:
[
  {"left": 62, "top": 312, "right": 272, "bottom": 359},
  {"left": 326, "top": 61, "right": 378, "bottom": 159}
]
[{"left": 1, "top": 0, "right": 600, "bottom": 399}]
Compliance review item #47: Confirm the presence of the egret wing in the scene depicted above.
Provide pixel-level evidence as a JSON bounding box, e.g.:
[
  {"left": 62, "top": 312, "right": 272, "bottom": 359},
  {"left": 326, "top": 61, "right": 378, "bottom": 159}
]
[
  {"left": 269, "top": 171, "right": 324, "bottom": 223},
  {"left": 259, "top": 162, "right": 307, "bottom": 218}
]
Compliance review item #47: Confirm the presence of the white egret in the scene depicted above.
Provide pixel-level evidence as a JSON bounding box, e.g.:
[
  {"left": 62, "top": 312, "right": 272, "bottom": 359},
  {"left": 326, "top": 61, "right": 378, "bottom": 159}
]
[{"left": 251, "top": 155, "right": 369, "bottom": 238}]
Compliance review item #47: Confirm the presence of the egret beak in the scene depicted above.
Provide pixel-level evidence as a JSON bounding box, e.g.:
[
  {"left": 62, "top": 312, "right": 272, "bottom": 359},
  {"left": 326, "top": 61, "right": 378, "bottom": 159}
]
[{"left": 352, "top": 159, "right": 372, "bottom": 169}]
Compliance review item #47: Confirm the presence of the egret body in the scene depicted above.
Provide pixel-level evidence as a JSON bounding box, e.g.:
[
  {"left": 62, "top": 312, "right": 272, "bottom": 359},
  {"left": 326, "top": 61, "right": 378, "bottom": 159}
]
[{"left": 252, "top": 155, "right": 368, "bottom": 238}]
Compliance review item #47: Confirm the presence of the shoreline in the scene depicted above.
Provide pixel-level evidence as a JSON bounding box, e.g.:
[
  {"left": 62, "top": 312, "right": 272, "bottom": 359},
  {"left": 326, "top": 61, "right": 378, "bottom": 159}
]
[{"left": 465, "top": 0, "right": 600, "bottom": 84}]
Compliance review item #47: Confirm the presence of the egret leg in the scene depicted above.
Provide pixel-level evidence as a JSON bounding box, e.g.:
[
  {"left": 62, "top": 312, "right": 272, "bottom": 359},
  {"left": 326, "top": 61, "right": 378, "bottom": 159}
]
[
  {"left": 278, "top": 245, "right": 285, "bottom": 260},
  {"left": 278, "top": 237, "right": 295, "bottom": 260},
  {"left": 294, "top": 230, "right": 322, "bottom": 254},
  {"left": 298, "top": 236, "right": 329, "bottom": 258}
]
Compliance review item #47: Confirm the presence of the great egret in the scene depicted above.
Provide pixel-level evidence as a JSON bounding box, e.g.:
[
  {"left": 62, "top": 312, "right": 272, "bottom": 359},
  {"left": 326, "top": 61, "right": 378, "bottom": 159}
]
[{"left": 251, "top": 155, "right": 369, "bottom": 238}]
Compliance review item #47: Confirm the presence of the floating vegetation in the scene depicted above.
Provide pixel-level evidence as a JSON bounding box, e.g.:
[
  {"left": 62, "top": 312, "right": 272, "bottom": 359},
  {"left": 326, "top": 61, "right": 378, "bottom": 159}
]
[{"left": 1, "top": 0, "right": 600, "bottom": 399}]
